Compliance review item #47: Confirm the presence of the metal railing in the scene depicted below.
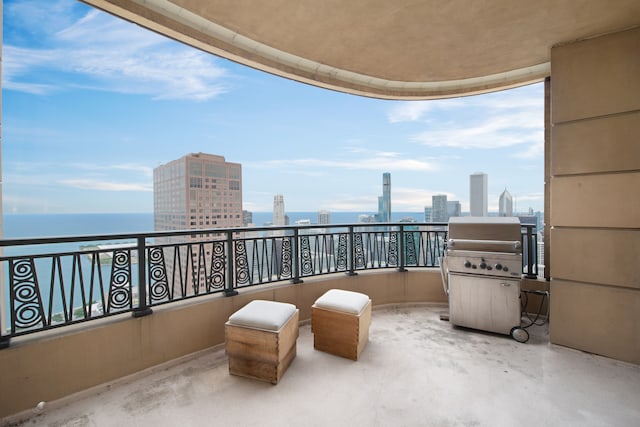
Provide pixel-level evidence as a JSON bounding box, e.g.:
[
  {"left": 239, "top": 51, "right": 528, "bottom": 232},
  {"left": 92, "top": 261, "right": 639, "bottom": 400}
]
[{"left": 0, "top": 222, "right": 537, "bottom": 346}]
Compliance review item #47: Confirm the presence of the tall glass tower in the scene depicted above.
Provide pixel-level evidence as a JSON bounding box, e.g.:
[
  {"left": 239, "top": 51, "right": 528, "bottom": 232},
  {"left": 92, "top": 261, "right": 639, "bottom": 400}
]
[
  {"left": 499, "top": 188, "right": 513, "bottom": 216},
  {"left": 432, "top": 194, "right": 448, "bottom": 222},
  {"left": 377, "top": 172, "right": 391, "bottom": 222},
  {"left": 470, "top": 172, "right": 488, "bottom": 216},
  {"left": 273, "top": 194, "right": 285, "bottom": 226},
  {"left": 317, "top": 210, "right": 331, "bottom": 225}
]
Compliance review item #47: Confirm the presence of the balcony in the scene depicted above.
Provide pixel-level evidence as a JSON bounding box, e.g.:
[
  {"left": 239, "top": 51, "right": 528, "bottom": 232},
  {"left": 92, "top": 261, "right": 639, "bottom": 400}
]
[
  {"left": 1, "top": 3, "right": 639, "bottom": 423},
  {"left": 0, "top": 222, "right": 554, "bottom": 420},
  {"left": 6, "top": 223, "right": 624, "bottom": 425}
]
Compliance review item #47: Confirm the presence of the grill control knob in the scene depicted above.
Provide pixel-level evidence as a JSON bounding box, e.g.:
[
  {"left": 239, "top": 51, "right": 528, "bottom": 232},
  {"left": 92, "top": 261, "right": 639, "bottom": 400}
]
[
  {"left": 503, "top": 266, "right": 509, "bottom": 272},
  {"left": 479, "top": 262, "right": 487, "bottom": 269},
  {"left": 495, "top": 263, "right": 502, "bottom": 270},
  {"left": 464, "top": 261, "right": 471, "bottom": 268}
]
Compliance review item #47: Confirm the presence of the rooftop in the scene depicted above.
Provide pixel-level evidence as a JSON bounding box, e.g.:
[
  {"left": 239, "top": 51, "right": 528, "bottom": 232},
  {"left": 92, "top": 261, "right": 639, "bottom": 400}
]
[{"left": 5, "top": 304, "right": 638, "bottom": 427}]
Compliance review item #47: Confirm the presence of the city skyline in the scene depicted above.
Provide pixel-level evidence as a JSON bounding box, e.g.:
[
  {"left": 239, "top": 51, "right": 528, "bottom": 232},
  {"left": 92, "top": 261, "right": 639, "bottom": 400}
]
[{"left": 2, "top": 1, "right": 545, "bottom": 215}]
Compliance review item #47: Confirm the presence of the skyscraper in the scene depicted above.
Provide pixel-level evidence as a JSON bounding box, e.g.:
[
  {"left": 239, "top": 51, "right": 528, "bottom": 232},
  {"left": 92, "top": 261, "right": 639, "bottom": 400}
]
[
  {"left": 432, "top": 194, "right": 448, "bottom": 222},
  {"left": 242, "top": 210, "right": 253, "bottom": 226},
  {"left": 153, "top": 152, "right": 243, "bottom": 294},
  {"left": 153, "top": 152, "right": 243, "bottom": 232},
  {"left": 447, "top": 200, "right": 462, "bottom": 218},
  {"left": 317, "top": 210, "right": 331, "bottom": 225},
  {"left": 424, "top": 206, "right": 433, "bottom": 222},
  {"left": 376, "top": 172, "right": 391, "bottom": 222},
  {"left": 470, "top": 172, "right": 488, "bottom": 217},
  {"left": 273, "top": 194, "right": 285, "bottom": 226},
  {"left": 499, "top": 188, "right": 513, "bottom": 216}
]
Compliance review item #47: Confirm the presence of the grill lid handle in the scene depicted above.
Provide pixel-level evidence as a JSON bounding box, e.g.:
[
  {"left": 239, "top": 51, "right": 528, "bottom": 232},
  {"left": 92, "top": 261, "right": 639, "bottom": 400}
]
[{"left": 447, "top": 239, "right": 521, "bottom": 250}]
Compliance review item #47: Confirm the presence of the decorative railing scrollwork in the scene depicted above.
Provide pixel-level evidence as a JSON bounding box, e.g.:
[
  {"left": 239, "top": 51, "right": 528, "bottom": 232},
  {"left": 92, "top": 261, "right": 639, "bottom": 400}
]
[
  {"left": 9, "top": 258, "right": 45, "bottom": 332},
  {"left": 108, "top": 250, "right": 132, "bottom": 312}
]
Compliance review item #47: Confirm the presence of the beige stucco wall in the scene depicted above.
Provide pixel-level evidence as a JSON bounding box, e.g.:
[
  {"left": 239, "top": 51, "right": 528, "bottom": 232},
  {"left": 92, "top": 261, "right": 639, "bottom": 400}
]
[
  {"left": 0, "top": 269, "right": 446, "bottom": 419},
  {"left": 549, "top": 26, "right": 640, "bottom": 364}
]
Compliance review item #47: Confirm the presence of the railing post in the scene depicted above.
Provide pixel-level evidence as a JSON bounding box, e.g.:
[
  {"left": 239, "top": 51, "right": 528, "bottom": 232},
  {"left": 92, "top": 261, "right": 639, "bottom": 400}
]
[
  {"left": 347, "top": 225, "right": 357, "bottom": 276},
  {"left": 225, "top": 231, "right": 239, "bottom": 296},
  {"left": 0, "top": 296, "right": 9, "bottom": 348},
  {"left": 525, "top": 225, "right": 537, "bottom": 279},
  {"left": 133, "top": 236, "right": 153, "bottom": 318},
  {"left": 292, "top": 227, "right": 303, "bottom": 284},
  {"left": 397, "top": 225, "right": 407, "bottom": 272},
  {"left": 0, "top": 256, "right": 9, "bottom": 348}
]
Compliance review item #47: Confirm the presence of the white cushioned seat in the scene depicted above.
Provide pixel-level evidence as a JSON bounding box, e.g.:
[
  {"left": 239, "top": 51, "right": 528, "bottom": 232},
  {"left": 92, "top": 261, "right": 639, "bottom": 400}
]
[
  {"left": 227, "top": 300, "right": 297, "bottom": 331},
  {"left": 313, "top": 289, "right": 370, "bottom": 314}
]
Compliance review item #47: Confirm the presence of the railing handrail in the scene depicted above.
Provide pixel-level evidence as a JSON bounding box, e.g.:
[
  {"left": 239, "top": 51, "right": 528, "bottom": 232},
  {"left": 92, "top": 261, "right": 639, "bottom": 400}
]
[
  {"left": 0, "top": 221, "right": 536, "bottom": 346},
  {"left": 0, "top": 222, "right": 451, "bottom": 247}
]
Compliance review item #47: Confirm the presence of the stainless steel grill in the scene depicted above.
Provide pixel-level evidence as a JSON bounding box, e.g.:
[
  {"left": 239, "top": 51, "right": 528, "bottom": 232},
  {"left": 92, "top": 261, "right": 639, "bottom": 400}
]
[{"left": 441, "top": 217, "right": 528, "bottom": 342}]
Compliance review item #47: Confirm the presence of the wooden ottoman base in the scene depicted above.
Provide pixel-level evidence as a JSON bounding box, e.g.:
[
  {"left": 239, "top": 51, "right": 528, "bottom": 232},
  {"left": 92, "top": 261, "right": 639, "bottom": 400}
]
[
  {"left": 312, "top": 299, "right": 371, "bottom": 361},
  {"left": 225, "top": 303, "right": 299, "bottom": 384}
]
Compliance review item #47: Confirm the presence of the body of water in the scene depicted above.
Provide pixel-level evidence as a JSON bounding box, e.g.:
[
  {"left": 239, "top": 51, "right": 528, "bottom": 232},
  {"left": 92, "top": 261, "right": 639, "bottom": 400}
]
[
  {"left": 3, "top": 213, "right": 155, "bottom": 239},
  {"left": 2, "top": 212, "right": 427, "bottom": 238}
]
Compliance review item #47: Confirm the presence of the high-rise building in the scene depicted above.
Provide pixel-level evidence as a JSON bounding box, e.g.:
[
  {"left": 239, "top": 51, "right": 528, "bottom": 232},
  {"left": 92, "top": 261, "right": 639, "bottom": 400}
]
[
  {"left": 242, "top": 210, "right": 253, "bottom": 227},
  {"left": 470, "top": 172, "right": 488, "bottom": 217},
  {"left": 153, "top": 152, "right": 243, "bottom": 294},
  {"left": 273, "top": 194, "right": 285, "bottom": 226},
  {"left": 375, "top": 172, "right": 391, "bottom": 222},
  {"left": 447, "top": 200, "right": 462, "bottom": 218},
  {"left": 153, "top": 152, "right": 243, "bottom": 232},
  {"left": 499, "top": 188, "right": 513, "bottom": 216},
  {"left": 432, "top": 194, "right": 448, "bottom": 222},
  {"left": 317, "top": 210, "right": 331, "bottom": 225},
  {"left": 424, "top": 206, "right": 433, "bottom": 222}
]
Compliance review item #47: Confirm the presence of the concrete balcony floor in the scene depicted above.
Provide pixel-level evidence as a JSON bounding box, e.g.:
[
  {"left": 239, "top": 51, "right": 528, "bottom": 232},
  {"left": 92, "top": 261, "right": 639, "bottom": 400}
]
[{"left": 4, "top": 304, "right": 639, "bottom": 427}]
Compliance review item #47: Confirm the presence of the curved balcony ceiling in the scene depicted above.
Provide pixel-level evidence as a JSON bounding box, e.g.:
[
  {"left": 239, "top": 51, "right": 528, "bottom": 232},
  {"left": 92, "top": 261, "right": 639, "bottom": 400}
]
[{"left": 82, "top": 0, "right": 640, "bottom": 99}]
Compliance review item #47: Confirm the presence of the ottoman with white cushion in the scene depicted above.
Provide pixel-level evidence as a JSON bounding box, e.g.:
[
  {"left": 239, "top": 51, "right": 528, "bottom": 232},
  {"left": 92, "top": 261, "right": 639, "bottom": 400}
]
[
  {"left": 311, "top": 289, "right": 372, "bottom": 360},
  {"left": 225, "top": 300, "right": 299, "bottom": 384}
]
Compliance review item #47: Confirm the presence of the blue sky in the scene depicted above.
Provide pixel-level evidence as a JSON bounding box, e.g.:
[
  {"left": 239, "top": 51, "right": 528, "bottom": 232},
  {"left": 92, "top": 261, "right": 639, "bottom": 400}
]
[{"left": 2, "top": 0, "right": 544, "bottom": 215}]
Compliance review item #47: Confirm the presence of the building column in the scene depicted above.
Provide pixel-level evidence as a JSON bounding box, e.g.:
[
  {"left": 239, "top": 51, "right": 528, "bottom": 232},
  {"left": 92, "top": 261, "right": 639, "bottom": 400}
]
[
  {"left": 543, "top": 77, "right": 551, "bottom": 281},
  {"left": 549, "top": 26, "right": 640, "bottom": 363}
]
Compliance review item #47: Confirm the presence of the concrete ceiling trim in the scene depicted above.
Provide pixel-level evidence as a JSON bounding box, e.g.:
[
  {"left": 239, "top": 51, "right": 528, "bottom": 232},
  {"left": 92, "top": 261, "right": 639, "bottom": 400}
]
[{"left": 83, "top": 0, "right": 549, "bottom": 99}]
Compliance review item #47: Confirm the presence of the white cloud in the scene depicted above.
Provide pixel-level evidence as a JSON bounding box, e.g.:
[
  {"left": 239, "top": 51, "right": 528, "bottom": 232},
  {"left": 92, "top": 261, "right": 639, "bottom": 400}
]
[
  {"left": 4, "top": 161, "right": 154, "bottom": 194},
  {"left": 3, "top": 2, "right": 229, "bottom": 101},
  {"left": 387, "top": 98, "right": 466, "bottom": 123},
  {"left": 411, "top": 112, "right": 542, "bottom": 150},
  {"left": 387, "top": 102, "right": 431, "bottom": 123},
  {"left": 247, "top": 146, "right": 440, "bottom": 174},
  {"left": 387, "top": 84, "right": 544, "bottom": 156},
  {"left": 251, "top": 155, "right": 437, "bottom": 172},
  {"left": 72, "top": 162, "right": 154, "bottom": 177},
  {"left": 512, "top": 135, "right": 544, "bottom": 159},
  {"left": 59, "top": 179, "right": 152, "bottom": 192}
]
